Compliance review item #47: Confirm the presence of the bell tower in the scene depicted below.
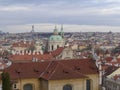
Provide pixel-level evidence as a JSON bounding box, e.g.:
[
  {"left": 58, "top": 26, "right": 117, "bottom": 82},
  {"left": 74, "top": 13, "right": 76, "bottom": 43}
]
[
  {"left": 53, "top": 25, "right": 58, "bottom": 35},
  {"left": 60, "top": 25, "right": 64, "bottom": 38}
]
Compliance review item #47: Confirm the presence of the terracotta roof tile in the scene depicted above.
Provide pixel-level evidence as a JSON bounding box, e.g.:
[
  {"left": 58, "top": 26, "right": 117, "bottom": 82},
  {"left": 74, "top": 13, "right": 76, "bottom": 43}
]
[
  {"left": 105, "top": 57, "right": 113, "bottom": 62},
  {"left": 40, "top": 61, "right": 87, "bottom": 80},
  {"left": 10, "top": 53, "right": 53, "bottom": 62},
  {"left": 12, "top": 41, "right": 34, "bottom": 48},
  {"left": 58, "top": 59, "right": 99, "bottom": 75},
  {"left": 104, "top": 66, "right": 118, "bottom": 76},
  {"left": 4, "top": 59, "right": 98, "bottom": 80},
  {"left": 51, "top": 47, "right": 64, "bottom": 57},
  {"left": 5, "top": 62, "right": 49, "bottom": 79}
]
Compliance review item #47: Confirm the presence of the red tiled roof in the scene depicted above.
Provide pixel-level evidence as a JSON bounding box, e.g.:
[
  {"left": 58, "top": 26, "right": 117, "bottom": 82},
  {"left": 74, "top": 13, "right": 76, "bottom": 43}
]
[
  {"left": 10, "top": 53, "right": 53, "bottom": 62},
  {"left": 51, "top": 47, "right": 64, "bottom": 57},
  {"left": 40, "top": 61, "right": 87, "bottom": 80},
  {"left": 5, "top": 62, "right": 49, "bottom": 80},
  {"left": 11, "top": 41, "right": 34, "bottom": 48},
  {"left": 103, "top": 66, "right": 118, "bottom": 76},
  {"left": 117, "top": 58, "right": 120, "bottom": 63},
  {"left": 9, "top": 47, "right": 64, "bottom": 62},
  {"left": 58, "top": 59, "right": 99, "bottom": 75},
  {"left": 105, "top": 57, "right": 113, "bottom": 62},
  {"left": 4, "top": 59, "right": 98, "bottom": 80}
]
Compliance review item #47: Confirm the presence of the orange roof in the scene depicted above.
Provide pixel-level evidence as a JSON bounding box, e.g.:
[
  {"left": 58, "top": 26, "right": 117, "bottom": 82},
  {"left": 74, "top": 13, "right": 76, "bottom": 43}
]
[
  {"left": 5, "top": 62, "right": 49, "bottom": 79},
  {"left": 40, "top": 61, "right": 87, "bottom": 80},
  {"left": 103, "top": 66, "right": 118, "bottom": 76},
  {"left": 12, "top": 41, "right": 34, "bottom": 48},
  {"left": 105, "top": 57, "right": 113, "bottom": 62},
  {"left": 4, "top": 59, "right": 98, "bottom": 80},
  {"left": 10, "top": 53, "right": 53, "bottom": 62},
  {"left": 51, "top": 47, "right": 64, "bottom": 57},
  {"left": 9, "top": 47, "right": 65, "bottom": 62}
]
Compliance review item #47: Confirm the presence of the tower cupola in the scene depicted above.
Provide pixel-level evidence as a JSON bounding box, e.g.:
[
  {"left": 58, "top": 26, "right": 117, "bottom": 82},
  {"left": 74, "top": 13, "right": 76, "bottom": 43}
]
[{"left": 54, "top": 25, "right": 58, "bottom": 35}]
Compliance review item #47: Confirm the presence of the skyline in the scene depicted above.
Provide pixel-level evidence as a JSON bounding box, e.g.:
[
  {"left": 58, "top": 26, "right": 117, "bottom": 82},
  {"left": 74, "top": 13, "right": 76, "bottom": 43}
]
[
  {"left": 0, "top": 0, "right": 120, "bottom": 33},
  {"left": 1, "top": 23, "right": 120, "bottom": 33}
]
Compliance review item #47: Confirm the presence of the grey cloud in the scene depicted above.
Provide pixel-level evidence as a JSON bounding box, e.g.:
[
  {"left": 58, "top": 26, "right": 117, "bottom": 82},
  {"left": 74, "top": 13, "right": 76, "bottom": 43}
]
[{"left": 0, "top": 0, "right": 120, "bottom": 30}]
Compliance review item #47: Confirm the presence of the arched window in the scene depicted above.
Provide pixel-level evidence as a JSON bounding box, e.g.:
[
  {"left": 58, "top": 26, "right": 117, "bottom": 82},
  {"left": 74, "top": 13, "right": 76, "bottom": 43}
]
[
  {"left": 57, "top": 45, "right": 59, "bottom": 49},
  {"left": 63, "top": 85, "right": 72, "bottom": 90},
  {"left": 52, "top": 45, "right": 54, "bottom": 50},
  {"left": 23, "top": 84, "right": 33, "bottom": 90},
  {"left": 86, "top": 80, "right": 91, "bottom": 90}
]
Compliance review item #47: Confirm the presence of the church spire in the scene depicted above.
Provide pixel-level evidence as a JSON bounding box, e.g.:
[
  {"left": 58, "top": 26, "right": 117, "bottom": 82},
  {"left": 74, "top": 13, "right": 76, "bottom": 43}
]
[
  {"left": 61, "top": 24, "right": 63, "bottom": 31},
  {"left": 60, "top": 24, "right": 64, "bottom": 38},
  {"left": 31, "top": 25, "right": 34, "bottom": 33},
  {"left": 53, "top": 25, "right": 58, "bottom": 35}
]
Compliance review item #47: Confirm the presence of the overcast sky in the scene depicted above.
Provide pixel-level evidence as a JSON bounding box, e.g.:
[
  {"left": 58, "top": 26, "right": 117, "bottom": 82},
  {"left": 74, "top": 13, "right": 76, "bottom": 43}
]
[{"left": 0, "top": 0, "right": 120, "bottom": 33}]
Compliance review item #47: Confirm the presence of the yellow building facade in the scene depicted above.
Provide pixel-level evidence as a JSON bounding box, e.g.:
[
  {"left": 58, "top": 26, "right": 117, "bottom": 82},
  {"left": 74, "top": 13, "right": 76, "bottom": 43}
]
[
  {"left": 11, "top": 75, "right": 99, "bottom": 90},
  {"left": 3, "top": 59, "right": 99, "bottom": 90}
]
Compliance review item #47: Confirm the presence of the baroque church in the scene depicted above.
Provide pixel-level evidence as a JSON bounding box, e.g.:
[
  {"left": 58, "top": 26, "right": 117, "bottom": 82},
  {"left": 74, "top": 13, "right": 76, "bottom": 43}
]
[
  {"left": 47, "top": 25, "right": 74, "bottom": 59},
  {"left": 48, "top": 25, "right": 65, "bottom": 52}
]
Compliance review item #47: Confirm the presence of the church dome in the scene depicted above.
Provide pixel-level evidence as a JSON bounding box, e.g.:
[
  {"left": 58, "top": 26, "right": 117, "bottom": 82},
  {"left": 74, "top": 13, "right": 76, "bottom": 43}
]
[{"left": 49, "top": 35, "right": 63, "bottom": 41}]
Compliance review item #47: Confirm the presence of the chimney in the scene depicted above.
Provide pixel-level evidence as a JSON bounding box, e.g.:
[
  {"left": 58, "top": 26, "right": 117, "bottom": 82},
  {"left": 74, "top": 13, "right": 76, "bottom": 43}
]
[
  {"left": 37, "top": 51, "right": 39, "bottom": 55},
  {"left": 112, "top": 56, "right": 117, "bottom": 62},
  {"left": 26, "top": 50, "right": 28, "bottom": 54},
  {"left": 18, "top": 50, "right": 21, "bottom": 55},
  {"left": 33, "top": 50, "right": 35, "bottom": 55},
  {"left": 24, "top": 40, "right": 26, "bottom": 44},
  {"left": 36, "top": 58, "right": 38, "bottom": 62},
  {"left": 22, "top": 50, "right": 24, "bottom": 55},
  {"left": 40, "top": 50, "right": 43, "bottom": 55},
  {"left": 28, "top": 50, "right": 31, "bottom": 55}
]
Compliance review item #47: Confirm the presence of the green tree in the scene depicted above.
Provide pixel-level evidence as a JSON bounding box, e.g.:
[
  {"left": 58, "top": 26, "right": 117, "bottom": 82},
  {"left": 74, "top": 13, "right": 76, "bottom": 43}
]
[{"left": 1, "top": 71, "right": 11, "bottom": 90}]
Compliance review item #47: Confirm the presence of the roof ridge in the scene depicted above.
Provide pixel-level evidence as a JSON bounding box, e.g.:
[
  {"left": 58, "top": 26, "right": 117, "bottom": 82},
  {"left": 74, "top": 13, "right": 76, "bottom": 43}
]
[
  {"left": 40, "top": 61, "right": 56, "bottom": 78},
  {"left": 48, "top": 63, "right": 59, "bottom": 80}
]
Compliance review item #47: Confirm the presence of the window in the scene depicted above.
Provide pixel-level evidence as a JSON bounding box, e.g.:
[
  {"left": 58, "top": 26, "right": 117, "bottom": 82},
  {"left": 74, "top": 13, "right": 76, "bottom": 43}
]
[
  {"left": 13, "top": 84, "right": 17, "bottom": 89},
  {"left": 57, "top": 45, "right": 59, "bottom": 49},
  {"left": 86, "top": 80, "right": 91, "bottom": 90},
  {"left": 23, "top": 84, "right": 33, "bottom": 90},
  {"left": 63, "top": 85, "right": 72, "bottom": 90},
  {"left": 52, "top": 45, "right": 54, "bottom": 50}
]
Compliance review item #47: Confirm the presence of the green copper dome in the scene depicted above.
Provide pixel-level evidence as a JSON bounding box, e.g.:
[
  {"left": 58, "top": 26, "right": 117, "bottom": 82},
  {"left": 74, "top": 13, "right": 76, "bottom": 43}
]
[{"left": 49, "top": 35, "right": 63, "bottom": 41}]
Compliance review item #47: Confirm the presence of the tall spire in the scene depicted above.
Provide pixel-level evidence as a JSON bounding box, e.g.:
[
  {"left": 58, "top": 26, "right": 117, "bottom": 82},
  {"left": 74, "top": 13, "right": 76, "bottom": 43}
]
[
  {"left": 31, "top": 25, "right": 34, "bottom": 33},
  {"left": 61, "top": 24, "right": 63, "bottom": 31},
  {"left": 60, "top": 24, "right": 64, "bottom": 38},
  {"left": 53, "top": 25, "right": 58, "bottom": 35},
  {"left": 55, "top": 25, "right": 57, "bottom": 30}
]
